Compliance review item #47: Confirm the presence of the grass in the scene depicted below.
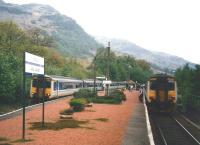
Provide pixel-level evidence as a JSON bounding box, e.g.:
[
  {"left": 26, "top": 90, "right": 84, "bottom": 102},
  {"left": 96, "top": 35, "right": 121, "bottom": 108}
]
[
  {"left": 0, "top": 137, "right": 9, "bottom": 142},
  {"left": 0, "top": 137, "right": 12, "bottom": 145},
  {"left": 29, "top": 119, "right": 90, "bottom": 130},
  {"left": 11, "top": 139, "right": 33, "bottom": 143},
  {"left": 85, "top": 109, "right": 96, "bottom": 112},
  {"left": 94, "top": 118, "right": 109, "bottom": 122}
]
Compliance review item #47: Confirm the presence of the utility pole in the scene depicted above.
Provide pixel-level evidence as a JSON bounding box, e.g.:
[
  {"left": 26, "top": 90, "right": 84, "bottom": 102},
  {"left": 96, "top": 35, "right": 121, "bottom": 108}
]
[
  {"left": 93, "top": 56, "right": 96, "bottom": 96},
  {"left": 105, "top": 42, "right": 110, "bottom": 96}
]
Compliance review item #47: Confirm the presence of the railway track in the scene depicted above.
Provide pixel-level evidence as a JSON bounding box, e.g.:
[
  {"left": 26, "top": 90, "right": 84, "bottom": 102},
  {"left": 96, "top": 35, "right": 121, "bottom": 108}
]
[
  {"left": 150, "top": 113, "right": 200, "bottom": 145},
  {"left": 0, "top": 96, "right": 71, "bottom": 121},
  {"left": 182, "top": 109, "right": 200, "bottom": 127}
]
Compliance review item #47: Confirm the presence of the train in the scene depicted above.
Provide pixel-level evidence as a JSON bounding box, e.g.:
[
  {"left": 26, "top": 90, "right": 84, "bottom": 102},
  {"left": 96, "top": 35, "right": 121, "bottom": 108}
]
[
  {"left": 145, "top": 74, "right": 177, "bottom": 112},
  {"left": 30, "top": 75, "right": 126, "bottom": 101}
]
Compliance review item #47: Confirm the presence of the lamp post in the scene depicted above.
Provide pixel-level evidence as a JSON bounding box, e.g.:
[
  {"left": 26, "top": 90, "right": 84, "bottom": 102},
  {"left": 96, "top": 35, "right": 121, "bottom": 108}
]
[
  {"left": 92, "top": 42, "right": 110, "bottom": 96},
  {"left": 128, "top": 65, "right": 131, "bottom": 81},
  {"left": 93, "top": 56, "right": 97, "bottom": 95},
  {"left": 92, "top": 48, "right": 105, "bottom": 96},
  {"left": 105, "top": 42, "right": 110, "bottom": 96}
]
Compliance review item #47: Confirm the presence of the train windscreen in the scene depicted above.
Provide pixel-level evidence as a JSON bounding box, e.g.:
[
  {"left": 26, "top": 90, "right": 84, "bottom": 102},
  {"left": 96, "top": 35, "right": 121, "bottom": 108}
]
[
  {"left": 32, "top": 79, "right": 51, "bottom": 88},
  {"left": 167, "top": 81, "right": 175, "bottom": 90},
  {"left": 150, "top": 81, "right": 157, "bottom": 90}
]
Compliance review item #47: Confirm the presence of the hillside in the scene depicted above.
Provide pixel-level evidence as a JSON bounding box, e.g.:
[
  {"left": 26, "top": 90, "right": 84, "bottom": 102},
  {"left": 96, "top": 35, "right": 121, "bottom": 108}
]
[
  {"left": 0, "top": 0, "right": 101, "bottom": 57},
  {"left": 95, "top": 37, "right": 192, "bottom": 71}
]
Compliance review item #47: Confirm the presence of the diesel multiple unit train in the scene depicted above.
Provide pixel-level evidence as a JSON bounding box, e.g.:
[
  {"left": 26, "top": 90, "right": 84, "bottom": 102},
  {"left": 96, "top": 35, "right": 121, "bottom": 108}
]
[
  {"left": 145, "top": 74, "right": 177, "bottom": 112},
  {"left": 30, "top": 75, "right": 126, "bottom": 100}
]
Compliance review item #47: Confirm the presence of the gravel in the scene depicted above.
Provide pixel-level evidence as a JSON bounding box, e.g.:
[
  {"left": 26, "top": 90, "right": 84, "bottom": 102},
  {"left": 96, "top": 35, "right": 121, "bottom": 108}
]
[{"left": 0, "top": 91, "right": 140, "bottom": 145}]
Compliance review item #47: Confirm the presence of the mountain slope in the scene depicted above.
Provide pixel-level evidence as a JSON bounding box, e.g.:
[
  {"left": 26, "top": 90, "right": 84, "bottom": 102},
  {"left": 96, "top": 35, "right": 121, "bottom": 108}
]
[
  {"left": 96, "top": 37, "right": 192, "bottom": 70},
  {"left": 0, "top": 0, "right": 101, "bottom": 57}
]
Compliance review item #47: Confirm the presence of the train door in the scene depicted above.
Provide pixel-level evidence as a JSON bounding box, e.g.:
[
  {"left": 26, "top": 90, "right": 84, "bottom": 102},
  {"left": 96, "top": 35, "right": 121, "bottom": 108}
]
[{"left": 156, "top": 77, "right": 168, "bottom": 106}]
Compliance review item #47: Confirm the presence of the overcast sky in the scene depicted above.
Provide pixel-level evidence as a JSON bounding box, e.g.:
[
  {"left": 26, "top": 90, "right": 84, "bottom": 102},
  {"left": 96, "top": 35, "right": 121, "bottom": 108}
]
[{"left": 5, "top": 0, "right": 200, "bottom": 64}]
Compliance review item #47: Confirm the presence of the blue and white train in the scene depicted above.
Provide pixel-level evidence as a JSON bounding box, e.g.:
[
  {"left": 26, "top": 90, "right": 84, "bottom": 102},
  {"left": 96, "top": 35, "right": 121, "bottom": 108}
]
[{"left": 30, "top": 75, "right": 126, "bottom": 100}]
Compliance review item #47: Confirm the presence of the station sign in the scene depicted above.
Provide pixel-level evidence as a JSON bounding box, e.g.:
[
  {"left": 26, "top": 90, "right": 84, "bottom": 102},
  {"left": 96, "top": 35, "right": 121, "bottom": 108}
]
[
  {"left": 25, "top": 52, "right": 44, "bottom": 75},
  {"left": 103, "top": 80, "right": 112, "bottom": 84}
]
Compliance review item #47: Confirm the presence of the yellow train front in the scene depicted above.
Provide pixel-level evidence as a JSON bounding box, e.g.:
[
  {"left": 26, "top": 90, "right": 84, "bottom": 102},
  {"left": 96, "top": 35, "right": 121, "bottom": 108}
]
[{"left": 146, "top": 74, "right": 177, "bottom": 112}]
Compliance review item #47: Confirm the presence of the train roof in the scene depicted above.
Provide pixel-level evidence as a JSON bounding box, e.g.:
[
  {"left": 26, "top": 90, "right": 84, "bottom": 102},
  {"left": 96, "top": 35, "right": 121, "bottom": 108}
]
[
  {"left": 83, "top": 79, "right": 101, "bottom": 83},
  {"left": 49, "top": 75, "right": 83, "bottom": 82},
  {"left": 149, "top": 74, "right": 175, "bottom": 80},
  {"left": 33, "top": 75, "right": 83, "bottom": 83}
]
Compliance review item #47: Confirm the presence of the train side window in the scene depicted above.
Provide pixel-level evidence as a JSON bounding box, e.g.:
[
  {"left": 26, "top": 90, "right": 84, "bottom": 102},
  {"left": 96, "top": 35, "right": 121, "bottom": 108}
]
[
  {"left": 59, "top": 83, "right": 63, "bottom": 90},
  {"left": 54, "top": 82, "right": 58, "bottom": 90},
  {"left": 76, "top": 83, "right": 82, "bottom": 88},
  {"left": 168, "top": 82, "right": 174, "bottom": 90},
  {"left": 67, "top": 84, "right": 73, "bottom": 89},
  {"left": 150, "top": 81, "right": 157, "bottom": 90}
]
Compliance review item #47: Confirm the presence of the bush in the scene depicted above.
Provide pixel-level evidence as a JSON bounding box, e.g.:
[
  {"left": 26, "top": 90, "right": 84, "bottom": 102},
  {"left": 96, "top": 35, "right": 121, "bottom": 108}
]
[
  {"left": 91, "top": 96, "right": 120, "bottom": 104},
  {"left": 60, "top": 108, "right": 74, "bottom": 115},
  {"left": 69, "top": 98, "right": 88, "bottom": 112},
  {"left": 109, "top": 90, "right": 126, "bottom": 101},
  {"left": 73, "top": 89, "right": 94, "bottom": 98},
  {"left": 88, "top": 90, "right": 126, "bottom": 104}
]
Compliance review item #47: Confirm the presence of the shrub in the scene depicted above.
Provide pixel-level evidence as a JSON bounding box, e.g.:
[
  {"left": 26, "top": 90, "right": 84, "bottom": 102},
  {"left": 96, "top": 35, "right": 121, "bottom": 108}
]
[
  {"left": 69, "top": 98, "right": 88, "bottom": 112},
  {"left": 91, "top": 96, "right": 121, "bottom": 104},
  {"left": 88, "top": 90, "right": 126, "bottom": 104},
  {"left": 73, "top": 89, "right": 94, "bottom": 98},
  {"left": 109, "top": 90, "right": 126, "bottom": 101},
  {"left": 60, "top": 108, "right": 74, "bottom": 115}
]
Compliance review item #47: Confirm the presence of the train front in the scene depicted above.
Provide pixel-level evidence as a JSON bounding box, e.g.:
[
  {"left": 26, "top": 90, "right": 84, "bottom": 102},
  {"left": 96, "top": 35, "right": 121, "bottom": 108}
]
[
  {"left": 146, "top": 75, "right": 177, "bottom": 112},
  {"left": 30, "top": 76, "right": 52, "bottom": 102}
]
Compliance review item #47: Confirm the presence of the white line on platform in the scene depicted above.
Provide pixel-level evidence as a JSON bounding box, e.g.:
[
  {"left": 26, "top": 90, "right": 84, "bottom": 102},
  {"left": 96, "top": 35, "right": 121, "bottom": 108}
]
[{"left": 143, "top": 89, "right": 155, "bottom": 145}]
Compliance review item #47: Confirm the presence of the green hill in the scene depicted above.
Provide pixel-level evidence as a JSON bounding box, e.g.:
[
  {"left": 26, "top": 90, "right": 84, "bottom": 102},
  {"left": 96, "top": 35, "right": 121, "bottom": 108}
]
[{"left": 0, "top": 0, "right": 102, "bottom": 57}]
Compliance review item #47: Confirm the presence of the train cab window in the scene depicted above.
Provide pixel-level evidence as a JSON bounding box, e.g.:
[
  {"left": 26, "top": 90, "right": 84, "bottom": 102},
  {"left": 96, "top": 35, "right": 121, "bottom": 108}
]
[
  {"left": 150, "top": 81, "right": 157, "bottom": 90},
  {"left": 45, "top": 80, "right": 51, "bottom": 88},
  {"left": 168, "top": 81, "right": 175, "bottom": 90},
  {"left": 32, "top": 79, "right": 37, "bottom": 87}
]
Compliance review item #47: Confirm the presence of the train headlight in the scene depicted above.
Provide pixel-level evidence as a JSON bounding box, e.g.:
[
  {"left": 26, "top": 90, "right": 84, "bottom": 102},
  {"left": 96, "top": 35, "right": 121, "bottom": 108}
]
[
  {"left": 149, "top": 96, "right": 154, "bottom": 102},
  {"left": 169, "top": 96, "right": 175, "bottom": 100}
]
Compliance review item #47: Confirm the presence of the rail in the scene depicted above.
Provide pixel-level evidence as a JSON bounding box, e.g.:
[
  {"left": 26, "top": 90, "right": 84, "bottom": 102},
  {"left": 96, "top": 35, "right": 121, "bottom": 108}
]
[
  {"left": 173, "top": 117, "right": 200, "bottom": 145},
  {"left": 151, "top": 114, "right": 200, "bottom": 145}
]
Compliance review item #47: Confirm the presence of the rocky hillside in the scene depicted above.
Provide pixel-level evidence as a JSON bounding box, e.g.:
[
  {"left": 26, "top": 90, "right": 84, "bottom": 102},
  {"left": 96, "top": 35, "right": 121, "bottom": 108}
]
[
  {"left": 96, "top": 37, "right": 193, "bottom": 71},
  {"left": 0, "top": 0, "right": 101, "bottom": 57}
]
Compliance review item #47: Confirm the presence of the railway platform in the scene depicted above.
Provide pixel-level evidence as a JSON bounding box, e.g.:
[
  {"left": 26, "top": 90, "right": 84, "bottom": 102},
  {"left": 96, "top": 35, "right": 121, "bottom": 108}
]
[
  {"left": 0, "top": 90, "right": 154, "bottom": 145},
  {"left": 122, "top": 91, "right": 152, "bottom": 145}
]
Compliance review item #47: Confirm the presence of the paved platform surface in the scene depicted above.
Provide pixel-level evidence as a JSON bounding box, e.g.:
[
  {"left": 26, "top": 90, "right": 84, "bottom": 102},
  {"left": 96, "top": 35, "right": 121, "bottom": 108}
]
[{"left": 122, "top": 98, "right": 151, "bottom": 145}]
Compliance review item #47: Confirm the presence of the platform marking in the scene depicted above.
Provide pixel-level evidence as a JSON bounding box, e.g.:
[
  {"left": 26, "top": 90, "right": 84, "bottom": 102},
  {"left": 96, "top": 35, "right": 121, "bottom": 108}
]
[{"left": 143, "top": 89, "right": 155, "bottom": 145}]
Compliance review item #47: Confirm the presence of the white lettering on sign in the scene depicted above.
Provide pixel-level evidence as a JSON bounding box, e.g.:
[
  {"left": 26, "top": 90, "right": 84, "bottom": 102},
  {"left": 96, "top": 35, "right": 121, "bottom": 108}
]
[
  {"left": 25, "top": 52, "right": 44, "bottom": 75},
  {"left": 103, "top": 80, "right": 112, "bottom": 84}
]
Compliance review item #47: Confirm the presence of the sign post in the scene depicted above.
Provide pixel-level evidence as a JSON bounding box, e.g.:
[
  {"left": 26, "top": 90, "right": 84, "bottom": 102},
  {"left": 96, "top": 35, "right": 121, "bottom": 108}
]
[
  {"left": 23, "top": 52, "right": 44, "bottom": 139},
  {"left": 22, "top": 52, "right": 26, "bottom": 140}
]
